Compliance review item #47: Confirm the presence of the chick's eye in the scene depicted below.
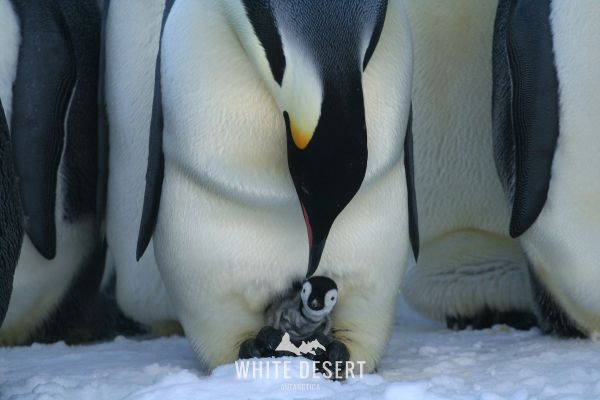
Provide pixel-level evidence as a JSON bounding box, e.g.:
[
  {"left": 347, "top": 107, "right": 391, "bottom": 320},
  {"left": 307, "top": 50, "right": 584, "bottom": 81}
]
[
  {"left": 302, "top": 289, "right": 306, "bottom": 294},
  {"left": 331, "top": 297, "right": 335, "bottom": 301}
]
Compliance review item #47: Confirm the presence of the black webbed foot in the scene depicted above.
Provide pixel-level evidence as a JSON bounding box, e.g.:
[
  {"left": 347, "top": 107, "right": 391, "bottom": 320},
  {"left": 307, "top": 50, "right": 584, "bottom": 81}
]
[
  {"left": 528, "top": 267, "right": 585, "bottom": 338},
  {"left": 315, "top": 339, "right": 350, "bottom": 381},
  {"left": 298, "top": 332, "right": 330, "bottom": 361},
  {"left": 239, "top": 327, "right": 351, "bottom": 380},
  {"left": 257, "top": 326, "right": 283, "bottom": 356},
  {"left": 239, "top": 338, "right": 264, "bottom": 359},
  {"left": 446, "top": 307, "right": 538, "bottom": 331},
  {"left": 238, "top": 326, "right": 285, "bottom": 359}
]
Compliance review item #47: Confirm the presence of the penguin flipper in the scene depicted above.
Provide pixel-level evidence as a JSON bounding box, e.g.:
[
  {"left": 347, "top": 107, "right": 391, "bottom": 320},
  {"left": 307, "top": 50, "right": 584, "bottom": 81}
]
[
  {"left": 96, "top": 0, "right": 110, "bottom": 225},
  {"left": 58, "top": 0, "right": 103, "bottom": 225},
  {"left": 137, "top": 0, "right": 175, "bottom": 261},
  {"left": 0, "top": 101, "right": 24, "bottom": 325},
  {"left": 492, "top": 0, "right": 560, "bottom": 238},
  {"left": 404, "top": 107, "right": 419, "bottom": 260},
  {"left": 10, "top": 1, "right": 77, "bottom": 260}
]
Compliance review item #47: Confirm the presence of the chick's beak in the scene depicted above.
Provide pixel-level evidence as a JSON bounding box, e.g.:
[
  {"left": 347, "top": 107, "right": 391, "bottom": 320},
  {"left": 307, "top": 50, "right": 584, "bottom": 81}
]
[{"left": 310, "top": 298, "right": 323, "bottom": 310}]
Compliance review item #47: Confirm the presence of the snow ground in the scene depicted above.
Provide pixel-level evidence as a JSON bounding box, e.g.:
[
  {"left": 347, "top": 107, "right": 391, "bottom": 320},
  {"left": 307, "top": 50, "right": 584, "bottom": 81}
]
[{"left": 3, "top": 299, "right": 600, "bottom": 400}]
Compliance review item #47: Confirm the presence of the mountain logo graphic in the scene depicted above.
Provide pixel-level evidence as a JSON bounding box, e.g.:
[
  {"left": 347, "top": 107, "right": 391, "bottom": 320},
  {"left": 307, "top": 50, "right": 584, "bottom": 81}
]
[{"left": 275, "top": 332, "right": 326, "bottom": 356}]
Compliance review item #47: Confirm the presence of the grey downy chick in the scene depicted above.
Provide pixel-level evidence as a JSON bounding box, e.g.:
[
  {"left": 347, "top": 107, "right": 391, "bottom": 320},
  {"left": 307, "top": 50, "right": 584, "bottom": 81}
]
[{"left": 266, "top": 276, "right": 338, "bottom": 342}]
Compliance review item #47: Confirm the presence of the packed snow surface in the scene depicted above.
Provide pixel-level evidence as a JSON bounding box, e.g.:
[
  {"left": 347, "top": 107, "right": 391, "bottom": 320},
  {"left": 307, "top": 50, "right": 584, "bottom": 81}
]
[{"left": 3, "top": 299, "right": 600, "bottom": 400}]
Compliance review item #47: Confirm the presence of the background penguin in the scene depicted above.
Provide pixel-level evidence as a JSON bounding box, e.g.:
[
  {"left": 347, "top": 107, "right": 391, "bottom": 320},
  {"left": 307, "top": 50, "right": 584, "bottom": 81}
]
[
  {"left": 402, "top": 0, "right": 538, "bottom": 330},
  {"left": 493, "top": 0, "right": 600, "bottom": 337},
  {"left": 0, "top": 0, "right": 107, "bottom": 344},
  {"left": 104, "top": 0, "right": 180, "bottom": 335},
  {"left": 109, "top": 0, "right": 415, "bottom": 372}
]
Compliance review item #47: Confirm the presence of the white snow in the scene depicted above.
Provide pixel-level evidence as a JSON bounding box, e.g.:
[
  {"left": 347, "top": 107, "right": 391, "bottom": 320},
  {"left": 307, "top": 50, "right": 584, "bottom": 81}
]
[{"left": 3, "top": 299, "right": 600, "bottom": 400}]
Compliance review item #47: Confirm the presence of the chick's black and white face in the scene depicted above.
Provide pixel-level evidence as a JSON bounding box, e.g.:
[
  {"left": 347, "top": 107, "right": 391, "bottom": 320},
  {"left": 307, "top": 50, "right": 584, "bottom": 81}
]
[{"left": 301, "top": 277, "right": 338, "bottom": 318}]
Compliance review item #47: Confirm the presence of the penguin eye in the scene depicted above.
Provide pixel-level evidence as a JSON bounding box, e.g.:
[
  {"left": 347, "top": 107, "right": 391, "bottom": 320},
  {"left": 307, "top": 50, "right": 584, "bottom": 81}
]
[
  {"left": 302, "top": 289, "right": 306, "bottom": 294},
  {"left": 331, "top": 297, "right": 335, "bottom": 301}
]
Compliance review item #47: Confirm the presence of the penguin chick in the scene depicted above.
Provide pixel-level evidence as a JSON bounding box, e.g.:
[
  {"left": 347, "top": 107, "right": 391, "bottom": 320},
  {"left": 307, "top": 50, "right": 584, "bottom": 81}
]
[{"left": 266, "top": 276, "right": 338, "bottom": 342}]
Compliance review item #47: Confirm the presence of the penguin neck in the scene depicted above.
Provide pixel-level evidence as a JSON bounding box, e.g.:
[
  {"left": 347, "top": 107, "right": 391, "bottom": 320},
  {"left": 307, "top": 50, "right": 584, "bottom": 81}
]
[{"left": 299, "top": 302, "right": 324, "bottom": 323}]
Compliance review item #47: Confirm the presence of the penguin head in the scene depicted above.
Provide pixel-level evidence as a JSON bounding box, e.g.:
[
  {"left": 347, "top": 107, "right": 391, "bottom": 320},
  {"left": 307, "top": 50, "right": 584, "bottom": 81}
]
[
  {"left": 226, "top": 0, "right": 389, "bottom": 277},
  {"left": 300, "top": 276, "right": 338, "bottom": 319}
]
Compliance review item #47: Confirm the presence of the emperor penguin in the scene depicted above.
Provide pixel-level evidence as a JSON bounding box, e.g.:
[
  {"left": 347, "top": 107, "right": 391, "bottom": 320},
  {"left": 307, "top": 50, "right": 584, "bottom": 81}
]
[
  {"left": 492, "top": 0, "right": 600, "bottom": 337},
  {"left": 110, "top": 0, "right": 415, "bottom": 371},
  {"left": 0, "top": 0, "right": 105, "bottom": 344},
  {"left": 402, "top": 0, "right": 538, "bottom": 330},
  {"left": 104, "top": 0, "right": 180, "bottom": 334}
]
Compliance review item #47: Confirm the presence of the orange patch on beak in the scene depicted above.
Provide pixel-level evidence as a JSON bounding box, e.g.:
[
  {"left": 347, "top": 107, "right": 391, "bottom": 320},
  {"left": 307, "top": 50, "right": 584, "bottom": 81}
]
[{"left": 290, "top": 118, "right": 313, "bottom": 150}]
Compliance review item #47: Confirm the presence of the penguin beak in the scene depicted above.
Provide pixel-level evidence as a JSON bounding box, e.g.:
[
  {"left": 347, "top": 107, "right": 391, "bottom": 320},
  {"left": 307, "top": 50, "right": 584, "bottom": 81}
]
[
  {"left": 310, "top": 298, "right": 324, "bottom": 311},
  {"left": 300, "top": 201, "right": 326, "bottom": 280},
  {"left": 285, "top": 72, "right": 368, "bottom": 278}
]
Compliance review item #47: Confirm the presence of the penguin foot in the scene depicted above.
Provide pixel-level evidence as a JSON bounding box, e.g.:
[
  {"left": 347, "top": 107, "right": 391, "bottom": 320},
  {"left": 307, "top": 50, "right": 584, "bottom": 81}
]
[
  {"left": 257, "top": 326, "right": 284, "bottom": 355},
  {"left": 315, "top": 339, "right": 350, "bottom": 381},
  {"left": 446, "top": 307, "right": 538, "bottom": 331},
  {"left": 239, "top": 338, "right": 265, "bottom": 359},
  {"left": 528, "top": 268, "right": 585, "bottom": 338},
  {"left": 238, "top": 326, "right": 284, "bottom": 359}
]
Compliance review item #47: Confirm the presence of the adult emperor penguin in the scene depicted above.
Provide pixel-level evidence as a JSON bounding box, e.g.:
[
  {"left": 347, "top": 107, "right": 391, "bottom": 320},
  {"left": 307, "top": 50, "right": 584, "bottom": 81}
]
[
  {"left": 492, "top": 0, "right": 600, "bottom": 337},
  {"left": 0, "top": 0, "right": 105, "bottom": 344},
  {"left": 402, "top": 0, "right": 538, "bottom": 330},
  {"left": 111, "top": 0, "right": 415, "bottom": 371},
  {"left": 104, "top": 0, "right": 180, "bottom": 334}
]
